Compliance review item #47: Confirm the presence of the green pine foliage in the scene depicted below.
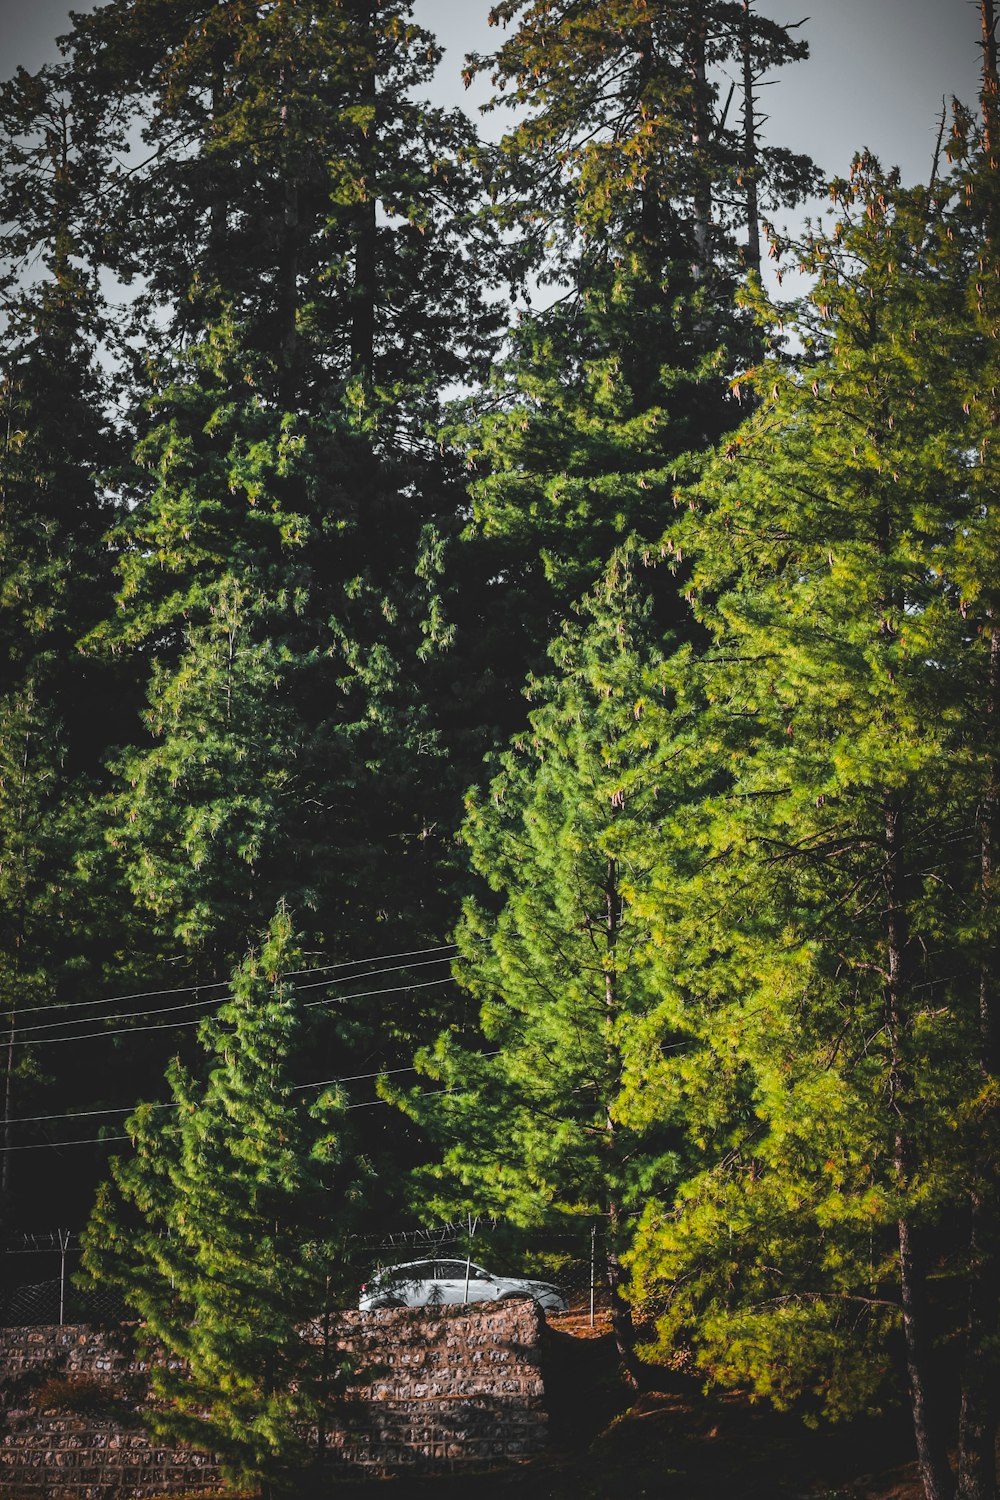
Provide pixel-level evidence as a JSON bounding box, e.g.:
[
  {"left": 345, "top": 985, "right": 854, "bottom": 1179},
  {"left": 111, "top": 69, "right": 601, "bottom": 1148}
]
[
  {"left": 623, "top": 144, "right": 998, "bottom": 1475},
  {"left": 0, "top": 63, "right": 126, "bottom": 1208},
  {"left": 93, "top": 316, "right": 444, "bottom": 957},
  {"left": 392, "top": 572, "right": 690, "bottom": 1375},
  {"left": 59, "top": 0, "right": 504, "bottom": 975},
  {"left": 450, "top": 0, "right": 817, "bottom": 656},
  {"left": 79, "top": 911, "right": 359, "bottom": 1495},
  {"left": 2, "top": 5, "right": 997, "bottom": 1490},
  {"left": 68, "top": 0, "right": 502, "bottom": 407}
]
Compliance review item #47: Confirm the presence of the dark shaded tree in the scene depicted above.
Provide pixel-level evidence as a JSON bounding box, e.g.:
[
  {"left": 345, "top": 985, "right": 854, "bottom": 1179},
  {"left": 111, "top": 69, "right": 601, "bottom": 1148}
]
[{"left": 0, "top": 64, "right": 125, "bottom": 1214}]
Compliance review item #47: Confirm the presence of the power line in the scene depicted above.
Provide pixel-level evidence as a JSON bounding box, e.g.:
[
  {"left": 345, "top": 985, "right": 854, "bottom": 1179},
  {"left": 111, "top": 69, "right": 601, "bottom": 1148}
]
[
  {"left": 5, "top": 1053, "right": 503, "bottom": 1127},
  {"left": 10, "top": 941, "right": 464, "bottom": 1022},
  {"left": 1, "top": 1135, "right": 131, "bottom": 1153},
  {"left": 0, "top": 1062, "right": 500, "bottom": 1140},
  {"left": 295, "top": 1062, "right": 500, "bottom": 1098},
  {"left": 15, "top": 992, "right": 223, "bottom": 1038},
  {"left": 302, "top": 971, "right": 460, "bottom": 1010},
  {"left": 13, "top": 952, "right": 464, "bottom": 1038},
  {"left": 6, "top": 973, "right": 462, "bottom": 1050},
  {"left": 6, "top": 1100, "right": 180, "bottom": 1127},
  {"left": 0, "top": 1089, "right": 460, "bottom": 1152}
]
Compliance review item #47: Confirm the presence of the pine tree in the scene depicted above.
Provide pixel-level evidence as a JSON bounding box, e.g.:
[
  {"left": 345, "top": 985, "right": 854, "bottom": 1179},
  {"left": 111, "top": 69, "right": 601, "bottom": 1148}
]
[
  {"left": 624, "top": 142, "right": 996, "bottom": 1500},
  {"left": 943, "top": 8, "right": 1000, "bottom": 1491},
  {"left": 80, "top": 911, "right": 359, "bottom": 1496},
  {"left": 448, "top": 0, "right": 817, "bottom": 691},
  {"left": 58, "top": 0, "right": 505, "bottom": 979},
  {"left": 393, "top": 572, "right": 689, "bottom": 1383},
  {"left": 0, "top": 63, "right": 124, "bottom": 1213},
  {"left": 68, "top": 0, "right": 500, "bottom": 409}
]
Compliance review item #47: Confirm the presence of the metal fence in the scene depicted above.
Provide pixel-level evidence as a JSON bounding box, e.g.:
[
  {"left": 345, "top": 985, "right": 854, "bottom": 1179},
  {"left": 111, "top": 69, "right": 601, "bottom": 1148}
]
[
  {"left": 2, "top": 1219, "right": 610, "bottom": 1329},
  {"left": 0, "top": 1230, "right": 131, "bottom": 1327},
  {"left": 0, "top": 1277, "right": 128, "bottom": 1328}
]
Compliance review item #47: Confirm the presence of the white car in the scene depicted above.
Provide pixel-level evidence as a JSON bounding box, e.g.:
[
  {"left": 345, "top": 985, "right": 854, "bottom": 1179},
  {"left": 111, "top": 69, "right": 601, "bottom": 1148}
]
[{"left": 359, "top": 1257, "right": 567, "bottom": 1313}]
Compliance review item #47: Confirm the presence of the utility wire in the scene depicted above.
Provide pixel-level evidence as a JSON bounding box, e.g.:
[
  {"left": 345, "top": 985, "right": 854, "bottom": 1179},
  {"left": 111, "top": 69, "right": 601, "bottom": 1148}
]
[
  {"left": 11, "top": 941, "right": 464, "bottom": 1021},
  {"left": 13, "top": 953, "right": 465, "bottom": 1037},
  {"left": 4, "top": 1054, "right": 504, "bottom": 1128},
  {"left": 0, "top": 1089, "right": 461, "bottom": 1151},
  {"left": 6, "top": 974, "right": 462, "bottom": 1050}
]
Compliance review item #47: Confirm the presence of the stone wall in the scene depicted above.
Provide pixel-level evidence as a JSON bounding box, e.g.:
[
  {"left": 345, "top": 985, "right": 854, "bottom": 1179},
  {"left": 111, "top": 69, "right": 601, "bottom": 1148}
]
[{"left": 0, "top": 1301, "right": 548, "bottom": 1497}]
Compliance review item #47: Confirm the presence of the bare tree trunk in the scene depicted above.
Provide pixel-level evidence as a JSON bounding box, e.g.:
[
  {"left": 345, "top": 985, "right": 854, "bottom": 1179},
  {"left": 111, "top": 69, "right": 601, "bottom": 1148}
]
[
  {"left": 688, "top": 19, "right": 711, "bottom": 280},
  {"left": 350, "top": 0, "right": 377, "bottom": 385},
  {"left": 885, "top": 800, "right": 955, "bottom": 1500},
  {"left": 741, "top": 0, "right": 761, "bottom": 275},
  {"left": 603, "top": 859, "right": 640, "bottom": 1389}
]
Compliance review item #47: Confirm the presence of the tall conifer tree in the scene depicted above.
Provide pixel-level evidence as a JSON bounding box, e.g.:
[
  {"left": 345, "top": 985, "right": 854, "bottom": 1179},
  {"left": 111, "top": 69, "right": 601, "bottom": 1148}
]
[
  {"left": 397, "top": 574, "right": 688, "bottom": 1382},
  {"left": 448, "top": 0, "right": 816, "bottom": 700},
  {"left": 0, "top": 64, "right": 123, "bottom": 1210},
  {"left": 80, "top": 911, "right": 357, "bottom": 1496},
  {"left": 58, "top": 0, "right": 505, "bottom": 981},
  {"left": 626, "top": 140, "right": 998, "bottom": 1500}
]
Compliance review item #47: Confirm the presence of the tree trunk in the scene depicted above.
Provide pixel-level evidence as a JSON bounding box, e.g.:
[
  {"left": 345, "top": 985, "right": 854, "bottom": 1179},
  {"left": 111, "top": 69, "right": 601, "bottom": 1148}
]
[
  {"left": 982, "top": 0, "right": 998, "bottom": 162},
  {"left": 1, "top": 1009, "right": 14, "bottom": 1197},
  {"left": 885, "top": 799, "right": 955, "bottom": 1500},
  {"left": 605, "top": 1202, "right": 641, "bottom": 1390},
  {"left": 957, "top": 611, "right": 1000, "bottom": 1500},
  {"left": 957, "top": 17, "right": 1000, "bottom": 1493},
  {"left": 1, "top": 719, "right": 32, "bottom": 1201},
  {"left": 277, "top": 172, "right": 300, "bottom": 408},
  {"left": 688, "top": 19, "right": 711, "bottom": 280},
  {"left": 741, "top": 0, "right": 761, "bottom": 276},
  {"left": 603, "top": 858, "right": 640, "bottom": 1388},
  {"left": 957, "top": 1185, "right": 998, "bottom": 1500},
  {"left": 350, "top": 0, "right": 377, "bottom": 385},
  {"left": 277, "top": 61, "right": 300, "bottom": 411}
]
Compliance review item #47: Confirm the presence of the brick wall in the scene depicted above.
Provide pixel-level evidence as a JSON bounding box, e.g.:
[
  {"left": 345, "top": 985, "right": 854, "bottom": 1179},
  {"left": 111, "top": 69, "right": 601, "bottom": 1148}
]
[{"left": 0, "top": 1301, "right": 548, "bottom": 1497}]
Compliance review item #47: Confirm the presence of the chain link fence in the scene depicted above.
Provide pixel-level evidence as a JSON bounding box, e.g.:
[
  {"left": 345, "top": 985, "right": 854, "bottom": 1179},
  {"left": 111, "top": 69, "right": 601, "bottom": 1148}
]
[
  {"left": 0, "top": 1232, "right": 131, "bottom": 1328},
  {"left": 346, "top": 1217, "right": 612, "bottom": 1324},
  {"left": 3, "top": 1220, "right": 612, "bottom": 1329},
  {"left": 0, "top": 1278, "right": 128, "bottom": 1328}
]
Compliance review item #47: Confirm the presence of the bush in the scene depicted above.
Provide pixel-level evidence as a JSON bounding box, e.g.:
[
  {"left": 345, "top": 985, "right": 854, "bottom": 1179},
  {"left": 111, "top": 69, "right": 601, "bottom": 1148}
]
[{"left": 31, "top": 1373, "right": 119, "bottom": 1414}]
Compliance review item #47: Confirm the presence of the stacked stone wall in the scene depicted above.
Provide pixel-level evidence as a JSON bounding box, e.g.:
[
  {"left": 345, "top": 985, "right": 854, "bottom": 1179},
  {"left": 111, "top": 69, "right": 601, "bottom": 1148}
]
[{"left": 0, "top": 1301, "right": 548, "bottom": 1497}]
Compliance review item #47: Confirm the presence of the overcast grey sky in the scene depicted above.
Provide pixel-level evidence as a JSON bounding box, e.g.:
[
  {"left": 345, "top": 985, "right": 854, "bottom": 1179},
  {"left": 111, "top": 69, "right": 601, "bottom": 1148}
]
[{"left": 0, "top": 0, "right": 984, "bottom": 195}]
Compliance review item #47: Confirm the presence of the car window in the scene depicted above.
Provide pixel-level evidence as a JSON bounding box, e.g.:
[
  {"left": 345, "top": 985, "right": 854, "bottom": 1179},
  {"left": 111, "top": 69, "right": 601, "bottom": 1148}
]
[
  {"left": 384, "top": 1262, "right": 435, "bottom": 1282},
  {"left": 436, "top": 1260, "right": 489, "bottom": 1280}
]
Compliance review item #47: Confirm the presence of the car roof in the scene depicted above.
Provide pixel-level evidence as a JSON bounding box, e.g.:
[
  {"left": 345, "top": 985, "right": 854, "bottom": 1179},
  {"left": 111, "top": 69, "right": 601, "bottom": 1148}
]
[{"left": 372, "top": 1258, "right": 489, "bottom": 1274}]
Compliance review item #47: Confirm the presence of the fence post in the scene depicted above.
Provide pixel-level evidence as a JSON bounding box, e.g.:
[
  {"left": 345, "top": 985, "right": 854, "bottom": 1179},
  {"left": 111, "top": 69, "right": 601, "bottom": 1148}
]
[
  {"left": 590, "top": 1223, "right": 596, "bottom": 1328},
  {"left": 58, "top": 1229, "right": 70, "bottom": 1326},
  {"left": 463, "top": 1214, "right": 478, "bottom": 1304}
]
